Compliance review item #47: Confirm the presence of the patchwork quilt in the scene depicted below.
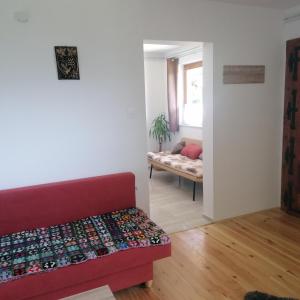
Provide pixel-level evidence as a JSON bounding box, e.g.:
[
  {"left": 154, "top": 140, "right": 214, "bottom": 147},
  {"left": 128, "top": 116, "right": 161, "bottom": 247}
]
[
  {"left": 0, "top": 208, "right": 170, "bottom": 284},
  {"left": 147, "top": 151, "right": 203, "bottom": 178}
]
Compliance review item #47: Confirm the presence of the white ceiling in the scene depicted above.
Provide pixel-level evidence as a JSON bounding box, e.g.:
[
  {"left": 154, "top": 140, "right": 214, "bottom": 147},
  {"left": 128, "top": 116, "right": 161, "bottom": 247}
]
[
  {"left": 143, "top": 41, "right": 202, "bottom": 58},
  {"left": 208, "top": 0, "right": 300, "bottom": 9},
  {"left": 143, "top": 44, "right": 180, "bottom": 53}
]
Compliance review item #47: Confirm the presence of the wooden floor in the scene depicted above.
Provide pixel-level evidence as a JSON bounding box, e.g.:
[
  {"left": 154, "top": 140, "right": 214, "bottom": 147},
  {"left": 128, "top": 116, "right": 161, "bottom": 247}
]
[
  {"left": 149, "top": 171, "right": 209, "bottom": 234},
  {"left": 115, "top": 208, "right": 300, "bottom": 300}
]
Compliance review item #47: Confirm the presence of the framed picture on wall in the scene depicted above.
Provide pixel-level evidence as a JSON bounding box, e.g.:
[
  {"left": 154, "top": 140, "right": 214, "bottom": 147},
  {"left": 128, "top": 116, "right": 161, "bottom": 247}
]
[{"left": 54, "top": 46, "right": 80, "bottom": 80}]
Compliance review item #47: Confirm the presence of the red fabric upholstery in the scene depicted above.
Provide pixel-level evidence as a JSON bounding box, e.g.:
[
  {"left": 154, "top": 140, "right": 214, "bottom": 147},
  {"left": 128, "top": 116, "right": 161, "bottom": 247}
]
[
  {"left": 0, "top": 245, "right": 171, "bottom": 300},
  {"left": 37, "top": 263, "right": 153, "bottom": 300},
  {"left": 0, "top": 172, "right": 171, "bottom": 299},
  {"left": 0, "top": 173, "right": 135, "bottom": 236},
  {"left": 181, "top": 144, "right": 203, "bottom": 160}
]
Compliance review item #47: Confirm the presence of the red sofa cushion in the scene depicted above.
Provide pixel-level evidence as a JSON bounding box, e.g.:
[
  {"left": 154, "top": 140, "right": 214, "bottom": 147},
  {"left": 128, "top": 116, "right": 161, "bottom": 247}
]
[
  {"left": 0, "top": 207, "right": 170, "bottom": 285},
  {"left": 0, "top": 173, "right": 135, "bottom": 236}
]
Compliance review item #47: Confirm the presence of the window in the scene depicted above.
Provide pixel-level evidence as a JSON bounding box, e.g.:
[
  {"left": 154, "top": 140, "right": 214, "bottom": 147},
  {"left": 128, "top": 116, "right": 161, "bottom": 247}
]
[{"left": 181, "top": 61, "right": 203, "bottom": 127}]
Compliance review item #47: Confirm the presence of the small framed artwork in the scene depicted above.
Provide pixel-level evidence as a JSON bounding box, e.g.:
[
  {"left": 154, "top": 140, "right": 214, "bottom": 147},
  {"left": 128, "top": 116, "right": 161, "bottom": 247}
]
[{"left": 54, "top": 46, "right": 80, "bottom": 80}]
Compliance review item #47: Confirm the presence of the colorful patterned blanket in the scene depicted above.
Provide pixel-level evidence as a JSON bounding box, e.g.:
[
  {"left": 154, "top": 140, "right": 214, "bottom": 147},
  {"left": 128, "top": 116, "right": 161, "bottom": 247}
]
[
  {"left": 147, "top": 151, "right": 203, "bottom": 178},
  {"left": 0, "top": 208, "right": 170, "bottom": 283}
]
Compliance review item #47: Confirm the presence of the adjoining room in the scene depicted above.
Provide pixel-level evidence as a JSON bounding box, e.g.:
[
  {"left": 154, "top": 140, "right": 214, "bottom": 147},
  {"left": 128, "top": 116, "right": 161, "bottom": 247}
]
[{"left": 143, "top": 40, "right": 212, "bottom": 233}]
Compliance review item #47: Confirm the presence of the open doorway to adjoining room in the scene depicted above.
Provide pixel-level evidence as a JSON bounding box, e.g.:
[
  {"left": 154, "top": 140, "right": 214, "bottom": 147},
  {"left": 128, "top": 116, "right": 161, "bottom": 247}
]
[{"left": 143, "top": 40, "right": 214, "bottom": 233}]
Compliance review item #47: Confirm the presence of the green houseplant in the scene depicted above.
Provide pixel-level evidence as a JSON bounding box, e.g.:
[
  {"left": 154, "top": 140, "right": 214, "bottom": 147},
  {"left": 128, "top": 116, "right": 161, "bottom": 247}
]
[{"left": 149, "top": 113, "right": 172, "bottom": 152}]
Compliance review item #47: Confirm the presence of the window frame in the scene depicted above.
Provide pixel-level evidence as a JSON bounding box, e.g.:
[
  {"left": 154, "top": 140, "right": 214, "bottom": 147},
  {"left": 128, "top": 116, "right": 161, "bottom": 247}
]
[{"left": 183, "top": 61, "right": 203, "bottom": 105}]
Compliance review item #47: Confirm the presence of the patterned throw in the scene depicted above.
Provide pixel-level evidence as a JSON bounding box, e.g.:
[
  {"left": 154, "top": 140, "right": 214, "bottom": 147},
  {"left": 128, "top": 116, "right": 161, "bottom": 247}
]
[
  {"left": 0, "top": 208, "right": 170, "bottom": 283},
  {"left": 147, "top": 151, "right": 203, "bottom": 178}
]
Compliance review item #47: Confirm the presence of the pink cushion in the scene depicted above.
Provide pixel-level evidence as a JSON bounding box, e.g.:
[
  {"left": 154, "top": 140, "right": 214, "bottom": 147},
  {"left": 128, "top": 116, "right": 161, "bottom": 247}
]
[{"left": 181, "top": 144, "right": 202, "bottom": 160}]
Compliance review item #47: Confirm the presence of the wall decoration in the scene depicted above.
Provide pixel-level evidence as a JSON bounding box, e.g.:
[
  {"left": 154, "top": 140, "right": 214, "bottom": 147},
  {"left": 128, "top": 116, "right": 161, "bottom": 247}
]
[
  {"left": 223, "top": 65, "right": 265, "bottom": 84},
  {"left": 54, "top": 46, "right": 80, "bottom": 80}
]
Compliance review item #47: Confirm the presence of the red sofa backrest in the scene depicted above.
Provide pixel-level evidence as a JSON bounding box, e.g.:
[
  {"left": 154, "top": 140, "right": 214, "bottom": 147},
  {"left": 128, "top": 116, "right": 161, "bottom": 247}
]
[{"left": 0, "top": 172, "right": 136, "bottom": 236}]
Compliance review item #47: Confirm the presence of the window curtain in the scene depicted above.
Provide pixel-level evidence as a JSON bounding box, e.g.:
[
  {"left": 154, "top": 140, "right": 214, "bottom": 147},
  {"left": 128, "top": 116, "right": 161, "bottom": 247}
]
[{"left": 167, "top": 58, "right": 179, "bottom": 133}]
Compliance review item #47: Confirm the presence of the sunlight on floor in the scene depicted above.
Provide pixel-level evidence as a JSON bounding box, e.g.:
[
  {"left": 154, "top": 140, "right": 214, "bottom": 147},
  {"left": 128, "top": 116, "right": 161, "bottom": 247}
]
[{"left": 149, "top": 171, "right": 210, "bottom": 234}]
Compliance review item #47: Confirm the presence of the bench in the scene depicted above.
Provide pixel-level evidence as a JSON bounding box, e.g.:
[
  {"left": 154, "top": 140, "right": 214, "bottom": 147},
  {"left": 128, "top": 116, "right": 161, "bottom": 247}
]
[{"left": 147, "top": 138, "right": 203, "bottom": 201}]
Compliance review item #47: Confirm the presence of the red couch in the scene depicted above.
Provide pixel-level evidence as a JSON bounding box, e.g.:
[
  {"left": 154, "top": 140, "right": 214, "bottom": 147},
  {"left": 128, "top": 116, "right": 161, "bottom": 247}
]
[{"left": 0, "top": 172, "right": 171, "bottom": 300}]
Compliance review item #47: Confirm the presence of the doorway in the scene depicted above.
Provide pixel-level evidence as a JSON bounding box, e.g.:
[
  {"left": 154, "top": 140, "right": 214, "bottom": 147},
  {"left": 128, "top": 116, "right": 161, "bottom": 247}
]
[{"left": 143, "top": 40, "right": 214, "bottom": 233}]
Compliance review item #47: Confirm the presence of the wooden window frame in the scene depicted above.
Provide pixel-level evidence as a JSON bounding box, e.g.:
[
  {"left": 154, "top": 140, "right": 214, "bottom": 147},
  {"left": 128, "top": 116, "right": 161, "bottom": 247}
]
[{"left": 184, "top": 61, "right": 203, "bottom": 104}]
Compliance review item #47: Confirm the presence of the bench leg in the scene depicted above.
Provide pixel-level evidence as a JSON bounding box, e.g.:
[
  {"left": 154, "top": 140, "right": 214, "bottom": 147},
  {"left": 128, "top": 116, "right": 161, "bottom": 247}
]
[
  {"left": 178, "top": 176, "right": 181, "bottom": 186},
  {"left": 149, "top": 164, "right": 153, "bottom": 179},
  {"left": 193, "top": 181, "right": 196, "bottom": 201}
]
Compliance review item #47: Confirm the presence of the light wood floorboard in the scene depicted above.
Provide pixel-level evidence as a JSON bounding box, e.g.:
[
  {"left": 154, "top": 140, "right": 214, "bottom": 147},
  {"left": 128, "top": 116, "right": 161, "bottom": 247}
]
[
  {"left": 149, "top": 171, "right": 209, "bottom": 234},
  {"left": 115, "top": 208, "right": 300, "bottom": 300}
]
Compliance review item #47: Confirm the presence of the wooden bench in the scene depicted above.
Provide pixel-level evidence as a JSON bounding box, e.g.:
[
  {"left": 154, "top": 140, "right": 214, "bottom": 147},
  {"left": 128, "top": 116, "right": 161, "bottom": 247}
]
[{"left": 148, "top": 138, "right": 203, "bottom": 201}]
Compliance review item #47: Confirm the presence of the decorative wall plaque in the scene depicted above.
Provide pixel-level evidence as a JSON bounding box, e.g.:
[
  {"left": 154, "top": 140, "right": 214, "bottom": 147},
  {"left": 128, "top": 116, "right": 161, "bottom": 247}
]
[
  {"left": 54, "top": 46, "right": 80, "bottom": 80},
  {"left": 223, "top": 65, "right": 265, "bottom": 84}
]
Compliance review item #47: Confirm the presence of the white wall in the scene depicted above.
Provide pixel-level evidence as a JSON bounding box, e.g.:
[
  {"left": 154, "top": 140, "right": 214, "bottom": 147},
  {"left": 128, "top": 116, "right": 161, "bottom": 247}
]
[
  {"left": 284, "top": 20, "right": 300, "bottom": 40},
  {"left": 0, "top": 0, "right": 150, "bottom": 212},
  {"left": 174, "top": 126, "right": 203, "bottom": 144},
  {"left": 0, "top": 0, "right": 284, "bottom": 220},
  {"left": 284, "top": 5, "right": 300, "bottom": 41},
  {"left": 202, "top": 42, "right": 214, "bottom": 219},
  {"left": 144, "top": 58, "right": 170, "bottom": 152}
]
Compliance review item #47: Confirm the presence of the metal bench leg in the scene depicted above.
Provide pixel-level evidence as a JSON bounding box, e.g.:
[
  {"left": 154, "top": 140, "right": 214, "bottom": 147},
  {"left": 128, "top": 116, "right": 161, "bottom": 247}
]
[
  {"left": 149, "top": 165, "right": 153, "bottom": 179},
  {"left": 178, "top": 176, "right": 181, "bottom": 186},
  {"left": 193, "top": 181, "right": 196, "bottom": 201}
]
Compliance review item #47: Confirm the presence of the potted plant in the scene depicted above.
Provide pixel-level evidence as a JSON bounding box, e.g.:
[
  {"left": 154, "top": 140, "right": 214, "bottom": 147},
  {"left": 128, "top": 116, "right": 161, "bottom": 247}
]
[{"left": 149, "top": 113, "right": 172, "bottom": 152}]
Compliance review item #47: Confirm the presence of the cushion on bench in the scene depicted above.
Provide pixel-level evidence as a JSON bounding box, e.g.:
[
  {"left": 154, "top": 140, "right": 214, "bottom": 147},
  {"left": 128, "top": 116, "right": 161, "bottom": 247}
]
[
  {"left": 0, "top": 208, "right": 170, "bottom": 284},
  {"left": 147, "top": 152, "right": 203, "bottom": 178}
]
